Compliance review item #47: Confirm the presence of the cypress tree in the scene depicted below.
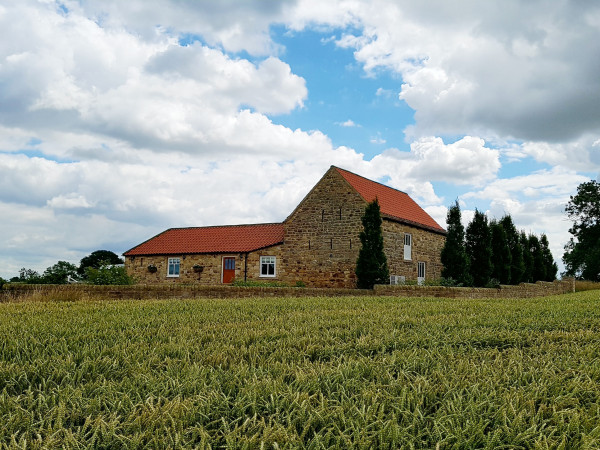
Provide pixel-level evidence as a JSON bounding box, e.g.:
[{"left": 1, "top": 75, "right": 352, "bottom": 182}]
[
  {"left": 520, "top": 231, "right": 534, "bottom": 283},
  {"left": 356, "top": 198, "right": 389, "bottom": 289},
  {"left": 440, "top": 201, "right": 471, "bottom": 285},
  {"left": 465, "top": 209, "right": 492, "bottom": 287},
  {"left": 529, "top": 234, "right": 546, "bottom": 282},
  {"left": 499, "top": 215, "right": 525, "bottom": 284},
  {"left": 490, "top": 220, "right": 512, "bottom": 285},
  {"left": 540, "top": 234, "right": 558, "bottom": 281}
]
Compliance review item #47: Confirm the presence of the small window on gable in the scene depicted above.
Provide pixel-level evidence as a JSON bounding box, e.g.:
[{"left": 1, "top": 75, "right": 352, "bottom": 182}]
[
  {"left": 260, "top": 256, "right": 276, "bottom": 277},
  {"left": 404, "top": 234, "right": 412, "bottom": 261},
  {"left": 167, "top": 258, "right": 180, "bottom": 277}
]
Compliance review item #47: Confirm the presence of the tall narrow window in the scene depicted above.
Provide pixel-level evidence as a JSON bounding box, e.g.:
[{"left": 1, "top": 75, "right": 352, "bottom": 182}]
[
  {"left": 260, "top": 256, "right": 276, "bottom": 277},
  {"left": 418, "top": 261, "right": 426, "bottom": 285},
  {"left": 404, "top": 233, "right": 412, "bottom": 260},
  {"left": 167, "top": 258, "right": 180, "bottom": 277}
]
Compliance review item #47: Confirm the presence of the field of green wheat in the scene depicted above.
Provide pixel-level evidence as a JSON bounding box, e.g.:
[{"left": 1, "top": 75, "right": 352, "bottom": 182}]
[{"left": 1, "top": 292, "right": 600, "bottom": 448}]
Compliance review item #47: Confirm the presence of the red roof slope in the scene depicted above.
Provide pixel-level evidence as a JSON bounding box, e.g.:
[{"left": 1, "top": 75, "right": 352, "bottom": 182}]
[
  {"left": 124, "top": 223, "right": 284, "bottom": 256},
  {"left": 334, "top": 167, "right": 445, "bottom": 233}
]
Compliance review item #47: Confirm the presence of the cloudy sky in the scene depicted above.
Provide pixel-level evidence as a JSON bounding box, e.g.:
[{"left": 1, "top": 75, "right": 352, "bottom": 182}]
[{"left": 1, "top": 0, "right": 599, "bottom": 279}]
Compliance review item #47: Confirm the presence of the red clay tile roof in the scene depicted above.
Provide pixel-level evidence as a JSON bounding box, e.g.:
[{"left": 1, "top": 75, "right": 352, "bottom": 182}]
[
  {"left": 124, "top": 223, "right": 284, "bottom": 256},
  {"left": 334, "top": 166, "right": 446, "bottom": 233}
]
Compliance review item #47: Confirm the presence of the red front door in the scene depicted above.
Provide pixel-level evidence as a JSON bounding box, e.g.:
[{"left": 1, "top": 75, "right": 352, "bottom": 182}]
[{"left": 222, "top": 257, "right": 235, "bottom": 283}]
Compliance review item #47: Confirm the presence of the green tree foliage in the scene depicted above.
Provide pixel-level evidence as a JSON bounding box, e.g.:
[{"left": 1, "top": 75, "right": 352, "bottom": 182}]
[
  {"left": 490, "top": 220, "right": 512, "bottom": 285},
  {"left": 356, "top": 199, "right": 389, "bottom": 289},
  {"left": 499, "top": 215, "right": 525, "bottom": 284},
  {"left": 78, "top": 250, "right": 123, "bottom": 276},
  {"left": 563, "top": 180, "right": 600, "bottom": 281},
  {"left": 41, "top": 261, "right": 79, "bottom": 284},
  {"left": 529, "top": 234, "right": 546, "bottom": 283},
  {"left": 540, "top": 234, "right": 558, "bottom": 281},
  {"left": 520, "top": 231, "right": 534, "bottom": 283},
  {"left": 16, "top": 268, "right": 43, "bottom": 284},
  {"left": 440, "top": 201, "right": 472, "bottom": 285},
  {"left": 465, "top": 210, "right": 492, "bottom": 287},
  {"left": 85, "top": 263, "right": 134, "bottom": 285}
]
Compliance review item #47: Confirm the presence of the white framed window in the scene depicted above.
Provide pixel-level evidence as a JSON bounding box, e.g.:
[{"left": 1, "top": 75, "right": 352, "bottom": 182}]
[
  {"left": 404, "top": 233, "right": 412, "bottom": 260},
  {"left": 167, "top": 258, "right": 180, "bottom": 277},
  {"left": 260, "top": 256, "right": 276, "bottom": 277},
  {"left": 418, "top": 261, "right": 426, "bottom": 285}
]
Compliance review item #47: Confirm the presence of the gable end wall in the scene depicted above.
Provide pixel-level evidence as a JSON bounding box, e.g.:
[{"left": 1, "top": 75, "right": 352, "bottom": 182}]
[{"left": 281, "top": 168, "right": 446, "bottom": 288}]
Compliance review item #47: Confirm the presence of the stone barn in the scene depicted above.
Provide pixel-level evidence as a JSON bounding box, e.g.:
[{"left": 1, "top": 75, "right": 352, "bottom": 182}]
[{"left": 124, "top": 166, "right": 446, "bottom": 288}]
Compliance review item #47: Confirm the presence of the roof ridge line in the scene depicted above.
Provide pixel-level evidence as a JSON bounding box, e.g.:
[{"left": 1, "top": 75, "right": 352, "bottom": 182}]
[
  {"left": 165, "top": 222, "right": 283, "bottom": 231},
  {"left": 332, "top": 166, "right": 408, "bottom": 195}
]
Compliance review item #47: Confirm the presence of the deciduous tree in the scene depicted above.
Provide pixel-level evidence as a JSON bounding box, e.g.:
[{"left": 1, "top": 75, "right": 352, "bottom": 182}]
[
  {"left": 85, "top": 263, "right": 134, "bottom": 285},
  {"left": 563, "top": 180, "right": 600, "bottom": 281},
  {"left": 78, "top": 250, "right": 123, "bottom": 276},
  {"left": 42, "top": 261, "right": 79, "bottom": 284}
]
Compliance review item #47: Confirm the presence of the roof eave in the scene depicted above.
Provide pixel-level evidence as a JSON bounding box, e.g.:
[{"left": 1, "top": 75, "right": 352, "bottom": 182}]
[
  {"left": 123, "top": 240, "right": 285, "bottom": 257},
  {"left": 382, "top": 214, "right": 447, "bottom": 235}
]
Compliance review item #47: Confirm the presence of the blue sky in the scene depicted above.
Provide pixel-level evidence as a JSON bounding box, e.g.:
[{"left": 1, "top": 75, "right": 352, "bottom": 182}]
[
  {"left": 1, "top": 0, "right": 599, "bottom": 278},
  {"left": 271, "top": 27, "right": 414, "bottom": 156}
]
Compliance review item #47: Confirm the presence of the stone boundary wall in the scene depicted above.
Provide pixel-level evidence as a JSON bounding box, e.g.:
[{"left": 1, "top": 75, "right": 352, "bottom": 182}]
[
  {"left": 374, "top": 279, "right": 575, "bottom": 298},
  {"left": 0, "top": 283, "right": 372, "bottom": 300},
  {"left": 1, "top": 279, "right": 574, "bottom": 301}
]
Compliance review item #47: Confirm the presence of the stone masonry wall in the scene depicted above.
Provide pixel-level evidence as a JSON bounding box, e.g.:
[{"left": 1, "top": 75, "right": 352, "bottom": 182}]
[
  {"left": 280, "top": 167, "right": 447, "bottom": 288},
  {"left": 281, "top": 168, "right": 367, "bottom": 288},
  {"left": 126, "top": 167, "right": 447, "bottom": 288},
  {"left": 374, "top": 279, "right": 575, "bottom": 299},
  {"left": 2, "top": 279, "right": 575, "bottom": 301},
  {"left": 383, "top": 221, "right": 446, "bottom": 282},
  {"left": 126, "top": 244, "right": 285, "bottom": 285}
]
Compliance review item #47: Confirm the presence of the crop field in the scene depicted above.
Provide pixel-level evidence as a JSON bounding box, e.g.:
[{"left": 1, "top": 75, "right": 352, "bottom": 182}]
[{"left": 1, "top": 292, "right": 600, "bottom": 449}]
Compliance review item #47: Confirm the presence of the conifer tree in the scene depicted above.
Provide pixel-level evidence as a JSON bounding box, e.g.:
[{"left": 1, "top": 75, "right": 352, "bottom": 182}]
[
  {"left": 356, "top": 198, "right": 389, "bottom": 289},
  {"left": 520, "top": 231, "right": 534, "bottom": 283},
  {"left": 499, "top": 215, "right": 525, "bottom": 284},
  {"left": 490, "top": 220, "right": 512, "bottom": 284},
  {"left": 440, "top": 201, "right": 471, "bottom": 285},
  {"left": 540, "top": 234, "right": 558, "bottom": 281},
  {"left": 529, "top": 234, "right": 546, "bottom": 282},
  {"left": 465, "top": 209, "right": 492, "bottom": 287}
]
